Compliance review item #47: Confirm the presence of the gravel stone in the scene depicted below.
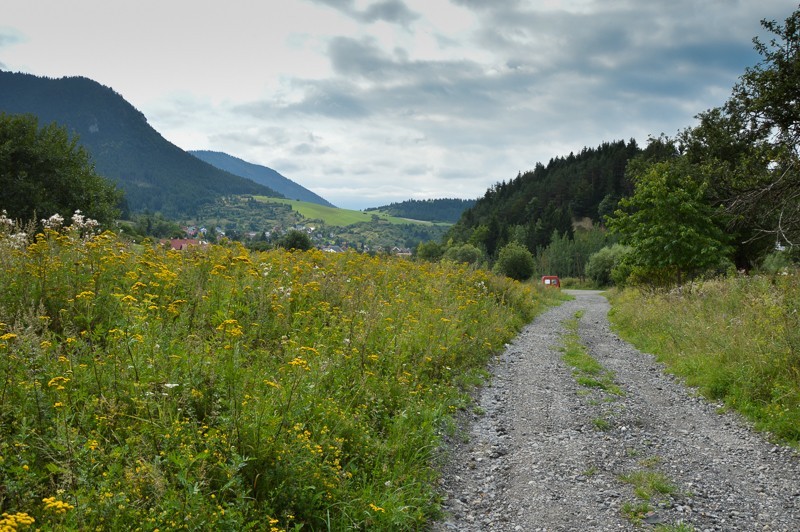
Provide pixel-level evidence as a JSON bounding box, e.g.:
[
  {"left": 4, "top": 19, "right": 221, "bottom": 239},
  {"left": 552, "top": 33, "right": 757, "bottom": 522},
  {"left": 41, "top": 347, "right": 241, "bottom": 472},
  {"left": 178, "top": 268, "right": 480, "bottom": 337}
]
[{"left": 432, "top": 291, "right": 800, "bottom": 531}]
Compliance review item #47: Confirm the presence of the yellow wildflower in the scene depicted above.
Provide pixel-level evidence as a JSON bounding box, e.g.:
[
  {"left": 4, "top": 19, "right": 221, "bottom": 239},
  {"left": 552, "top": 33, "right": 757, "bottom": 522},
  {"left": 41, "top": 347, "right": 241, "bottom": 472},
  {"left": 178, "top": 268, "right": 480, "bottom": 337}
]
[
  {"left": 47, "top": 376, "right": 70, "bottom": 390},
  {"left": 216, "top": 319, "right": 243, "bottom": 336},
  {"left": 288, "top": 357, "right": 310, "bottom": 370},
  {"left": 42, "top": 496, "right": 74, "bottom": 514},
  {"left": 0, "top": 512, "right": 35, "bottom": 529}
]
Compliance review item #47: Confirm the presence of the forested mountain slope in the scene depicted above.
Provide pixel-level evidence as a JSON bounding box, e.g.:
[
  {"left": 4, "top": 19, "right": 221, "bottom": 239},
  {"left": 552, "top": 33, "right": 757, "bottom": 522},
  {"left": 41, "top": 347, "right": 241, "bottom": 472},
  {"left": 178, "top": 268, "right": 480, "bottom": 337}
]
[
  {"left": 365, "top": 198, "right": 477, "bottom": 223},
  {"left": 0, "top": 71, "right": 281, "bottom": 216},
  {"left": 448, "top": 140, "right": 640, "bottom": 256}
]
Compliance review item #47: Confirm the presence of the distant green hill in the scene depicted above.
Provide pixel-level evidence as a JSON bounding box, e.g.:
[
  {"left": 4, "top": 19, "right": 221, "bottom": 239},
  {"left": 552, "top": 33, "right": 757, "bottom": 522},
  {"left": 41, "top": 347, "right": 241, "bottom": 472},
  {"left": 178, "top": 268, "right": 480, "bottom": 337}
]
[
  {"left": 365, "top": 198, "right": 476, "bottom": 223},
  {"left": 0, "top": 71, "right": 281, "bottom": 217},
  {"left": 190, "top": 150, "right": 334, "bottom": 208},
  {"left": 255, "top": 197, "right": 447, "bottom": 227}
]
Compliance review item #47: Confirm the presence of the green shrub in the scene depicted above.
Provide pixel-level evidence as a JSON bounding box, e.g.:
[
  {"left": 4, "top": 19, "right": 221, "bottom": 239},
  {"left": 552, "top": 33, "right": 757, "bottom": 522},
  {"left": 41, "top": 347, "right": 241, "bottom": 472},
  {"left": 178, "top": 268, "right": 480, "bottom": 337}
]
[
  {"left": 443, "top": 243, "right": 483, "bottom": 265},
  {"left": 415, "top": 240, "right": 443, "bottom": 261},
  {"left": 586, "top": 244, "right": 631, "bottom": 286},
  {"left": 493, "top": 242, "right": 535, "bottom": 281},
  {"left": 761, "top": 250, "right": 793, "bottom": 275}
]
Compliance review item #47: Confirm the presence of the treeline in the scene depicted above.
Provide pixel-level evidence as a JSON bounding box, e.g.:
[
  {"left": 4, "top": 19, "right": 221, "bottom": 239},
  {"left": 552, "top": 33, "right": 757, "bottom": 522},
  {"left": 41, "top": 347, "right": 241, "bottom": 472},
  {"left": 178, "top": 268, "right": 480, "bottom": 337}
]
[
  {"left": 446, "top": 140, "right": 638, "bottom": 258},
  {"left": 365, "top": 198, "right": 476, "bottom": 223}
]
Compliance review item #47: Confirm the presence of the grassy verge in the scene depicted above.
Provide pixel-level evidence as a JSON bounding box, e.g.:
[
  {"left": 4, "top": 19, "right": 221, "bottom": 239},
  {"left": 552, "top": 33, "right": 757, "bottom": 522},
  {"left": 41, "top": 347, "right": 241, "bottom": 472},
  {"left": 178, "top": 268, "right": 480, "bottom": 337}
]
[
  {"left": 560, "top": 312, "right": 624, "bottom": 398},
  {"left": 608, "top": 274, "right": 800, "bottom": 444},
  {"left": 0, "top": 222, "right": 559, "bottom": 530}
]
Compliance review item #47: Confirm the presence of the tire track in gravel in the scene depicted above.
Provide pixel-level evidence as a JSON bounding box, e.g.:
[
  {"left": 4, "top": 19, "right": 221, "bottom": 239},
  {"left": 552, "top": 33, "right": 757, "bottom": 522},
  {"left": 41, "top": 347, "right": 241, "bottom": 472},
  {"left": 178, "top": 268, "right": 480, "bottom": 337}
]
[{"left": 432, "top": 291, "right": 800, "bottom": 531}]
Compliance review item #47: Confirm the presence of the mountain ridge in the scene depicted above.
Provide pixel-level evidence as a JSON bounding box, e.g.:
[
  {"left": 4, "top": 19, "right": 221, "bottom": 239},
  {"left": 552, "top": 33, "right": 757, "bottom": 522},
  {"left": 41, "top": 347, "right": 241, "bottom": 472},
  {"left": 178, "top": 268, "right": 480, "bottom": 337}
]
[{"left": 189, "top": 150, "right": 335, "bottom": 208}]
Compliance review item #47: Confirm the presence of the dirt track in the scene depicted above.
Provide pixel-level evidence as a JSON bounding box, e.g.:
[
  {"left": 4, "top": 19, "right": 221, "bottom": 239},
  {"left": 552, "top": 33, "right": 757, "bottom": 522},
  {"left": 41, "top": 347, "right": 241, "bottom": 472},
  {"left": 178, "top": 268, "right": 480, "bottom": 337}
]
[{"left": 433, "top": 291, "right": 800, "bottom": 531}]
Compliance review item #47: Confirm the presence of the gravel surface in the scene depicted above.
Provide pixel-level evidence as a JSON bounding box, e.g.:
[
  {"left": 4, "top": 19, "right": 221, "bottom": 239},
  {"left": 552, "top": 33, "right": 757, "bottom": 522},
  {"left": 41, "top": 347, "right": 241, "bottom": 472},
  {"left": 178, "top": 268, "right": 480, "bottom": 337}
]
[{"left": 432, "top": 290, "right": 800, "bottom": 531}]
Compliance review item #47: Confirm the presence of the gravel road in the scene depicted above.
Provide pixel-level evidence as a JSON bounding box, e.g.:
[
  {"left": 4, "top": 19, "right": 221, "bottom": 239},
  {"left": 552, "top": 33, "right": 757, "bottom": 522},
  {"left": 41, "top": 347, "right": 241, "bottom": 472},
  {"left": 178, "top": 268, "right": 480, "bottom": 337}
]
[{"left": 432, "top": 290, "right": 800, "bottom": 531}]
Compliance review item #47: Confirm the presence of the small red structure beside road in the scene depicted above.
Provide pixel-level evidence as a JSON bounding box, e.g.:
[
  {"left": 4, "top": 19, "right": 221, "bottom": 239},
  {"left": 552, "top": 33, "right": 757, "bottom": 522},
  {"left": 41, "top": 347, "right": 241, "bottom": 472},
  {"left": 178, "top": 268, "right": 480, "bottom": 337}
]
[{"left": 541, "top": 275, "right": 561, "bottom": 288}]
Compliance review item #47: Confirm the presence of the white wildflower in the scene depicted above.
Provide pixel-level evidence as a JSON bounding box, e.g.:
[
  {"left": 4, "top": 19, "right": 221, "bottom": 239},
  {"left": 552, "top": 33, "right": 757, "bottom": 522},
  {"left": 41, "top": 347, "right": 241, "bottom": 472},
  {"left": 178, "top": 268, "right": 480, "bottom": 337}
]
[
  {"left": 71, "top": 210, "right": 99, "bottom": 231},
  {"left": 8, "top": 232, "right": 28, "bottom": 249},
  {"left": 0, "top": 210, "right": 13, "bottom": 233},
  {"left": 42, "top": 213, "right": 64, "bottom": 230}
]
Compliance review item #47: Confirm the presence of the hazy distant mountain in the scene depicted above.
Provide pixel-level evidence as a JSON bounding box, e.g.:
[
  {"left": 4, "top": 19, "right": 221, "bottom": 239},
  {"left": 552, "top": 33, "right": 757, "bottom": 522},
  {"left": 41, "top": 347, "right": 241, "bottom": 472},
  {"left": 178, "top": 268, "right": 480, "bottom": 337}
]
[
  {"left": 190, "top": 150, "right": 335, "bottom": 208},
  {"left": 365, "top": 198, "right": 477, "bottom": 223},
  {"left": 0, "top": 71, "right": 281, "bottom": 216}
]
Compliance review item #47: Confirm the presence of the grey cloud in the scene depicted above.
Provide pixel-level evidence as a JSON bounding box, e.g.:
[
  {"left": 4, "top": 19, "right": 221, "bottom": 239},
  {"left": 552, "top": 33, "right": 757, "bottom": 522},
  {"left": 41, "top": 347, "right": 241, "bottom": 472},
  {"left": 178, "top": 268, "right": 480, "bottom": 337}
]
[
  {"left": 0, "top": 30, "right": 23, "bottom": 70},
  {"left": 329, "top": 37, "right": 391, "bottom": 79},
  {"left": 0, "top": 32, "right": 22, "bottom": 48},
  {"left": 402, "top": 164, "right": 431, "bottom": 176},
  {"left": 232, "top": 80, "right": 371, "bottom": 120},
  {"left": 449, "top": 0, "right": 521, "bottom": 11},
  {"left": 309, "top": 0, "right": 354, "bottom": 10},
  {"left": 454, "top": 1, "right": 776, "bottom": 111},
  {"left": 310, "top": 0, "right": 419, "bottom": 26},
  {"left": 292, "top": 142, "right": 331, "bottom": 155},
  {"left": 323, "top": 166, "right": 345, "bottom": 175},
  {"left": 328, "top": 36, "right": 484, "bottom": 82},
  {"left": 271, "top": 159, "right": 303, "bottom": 174},
  {"left": 360, "top": 1, "right": 419, "bottom": 25},
  {"left": 210, "top": 126, "right": 293, "bottom": 148},
  {"left": 284, "top": 81, "right": 372, "bottom": 119}
]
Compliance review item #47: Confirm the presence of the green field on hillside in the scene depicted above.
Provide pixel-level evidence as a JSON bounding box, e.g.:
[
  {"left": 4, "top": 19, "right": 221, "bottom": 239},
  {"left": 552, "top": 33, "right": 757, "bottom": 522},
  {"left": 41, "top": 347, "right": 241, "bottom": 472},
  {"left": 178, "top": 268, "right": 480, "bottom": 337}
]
[{"left": 254, "top": 197, "right": 447, "bottom": 227}]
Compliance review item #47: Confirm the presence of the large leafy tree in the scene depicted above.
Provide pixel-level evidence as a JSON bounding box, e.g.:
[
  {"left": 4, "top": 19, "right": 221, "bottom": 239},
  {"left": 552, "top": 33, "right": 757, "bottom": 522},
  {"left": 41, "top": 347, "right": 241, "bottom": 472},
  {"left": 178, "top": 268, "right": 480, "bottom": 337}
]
[
  {"left": 607, "top": 157, "right": 732, "bottom": 286},
  {"left": 0, "top": 113, "right": 122, "bottom": 225},
  {"left": 682, "top": 7, "right": 800, "bottom": 252}
]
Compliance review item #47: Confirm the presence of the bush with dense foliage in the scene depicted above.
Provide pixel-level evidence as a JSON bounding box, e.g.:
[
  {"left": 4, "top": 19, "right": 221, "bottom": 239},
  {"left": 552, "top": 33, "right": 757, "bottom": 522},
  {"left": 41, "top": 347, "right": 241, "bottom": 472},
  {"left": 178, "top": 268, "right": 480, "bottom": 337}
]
[
  {"left": 493, "top": 242, "right": 535, "bottom": 281},
  {"left": 585, "top": 244, "right": 632, "bottom": 286},
  {"left": 443, "top": 243, "right": 483, "bottom": 266}
]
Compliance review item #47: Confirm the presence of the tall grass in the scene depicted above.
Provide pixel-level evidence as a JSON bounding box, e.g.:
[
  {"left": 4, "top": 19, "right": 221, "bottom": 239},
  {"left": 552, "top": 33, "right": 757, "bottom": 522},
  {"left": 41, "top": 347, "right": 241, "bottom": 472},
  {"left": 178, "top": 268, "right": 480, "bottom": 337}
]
[
  {"left": 0, "top": 219, "right": 555, "bottom": 530},
  {"left": 609, "top": 274, "right": 800, "bottom": 443}
]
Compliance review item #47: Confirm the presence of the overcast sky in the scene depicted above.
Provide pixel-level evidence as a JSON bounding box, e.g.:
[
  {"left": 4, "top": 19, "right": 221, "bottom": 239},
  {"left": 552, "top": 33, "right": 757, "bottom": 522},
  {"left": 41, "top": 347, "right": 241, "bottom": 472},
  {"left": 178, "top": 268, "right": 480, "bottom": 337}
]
[{"left": 1, "top": 1, "right": 797, "bottom": 209}]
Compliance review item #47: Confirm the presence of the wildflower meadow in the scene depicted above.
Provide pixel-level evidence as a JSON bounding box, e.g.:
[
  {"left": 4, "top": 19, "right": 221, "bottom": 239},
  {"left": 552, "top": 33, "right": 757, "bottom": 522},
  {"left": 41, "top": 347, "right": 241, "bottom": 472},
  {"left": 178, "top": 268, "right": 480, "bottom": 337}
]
[{"left": 0, "top": 212, "right": 557, "bottom": 530}]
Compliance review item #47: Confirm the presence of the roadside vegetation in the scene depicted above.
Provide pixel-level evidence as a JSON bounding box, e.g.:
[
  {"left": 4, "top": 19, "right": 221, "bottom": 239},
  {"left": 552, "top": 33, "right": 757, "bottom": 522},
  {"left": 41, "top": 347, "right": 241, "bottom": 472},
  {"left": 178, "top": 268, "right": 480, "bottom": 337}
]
[
  {"left": 609, "top": 273, "right": 800, "bottom": 444},
  {"left": 0, "top": 214, "right": 558, "bottom": 530}
]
